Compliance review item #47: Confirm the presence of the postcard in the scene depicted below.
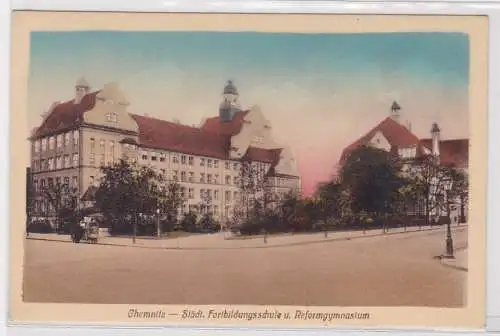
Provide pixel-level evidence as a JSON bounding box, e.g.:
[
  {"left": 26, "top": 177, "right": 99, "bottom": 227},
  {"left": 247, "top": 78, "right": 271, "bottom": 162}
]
[{"left": 9, "top": 11, "right": 488, "bottom": 330}]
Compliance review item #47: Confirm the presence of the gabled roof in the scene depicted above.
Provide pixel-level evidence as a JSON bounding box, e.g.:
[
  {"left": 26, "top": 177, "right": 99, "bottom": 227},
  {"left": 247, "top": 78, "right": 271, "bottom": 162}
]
[
  {"left": 32, "top": 91, "right": 100, "bottom": 138},
  {"left": 339, "top": 117, "right": 421, "bottom": 163},
  {"left": 200, "top": 110, "right": 250, "bottom": 136},
  {"left": 131, "top": 114, "right": 231, "bottom": 159},
  {"left": 419, "top": 138, "right": 469, "bottom": 168},
  {"left": 242, "top": 147, "right": 282, "bottom": 165}
]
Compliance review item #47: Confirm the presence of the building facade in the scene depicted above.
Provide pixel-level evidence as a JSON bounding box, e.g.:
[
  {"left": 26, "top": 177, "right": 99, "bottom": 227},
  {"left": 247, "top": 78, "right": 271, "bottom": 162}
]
[{"left": 28, "top": 79, "right": 301, "bottom": 225}]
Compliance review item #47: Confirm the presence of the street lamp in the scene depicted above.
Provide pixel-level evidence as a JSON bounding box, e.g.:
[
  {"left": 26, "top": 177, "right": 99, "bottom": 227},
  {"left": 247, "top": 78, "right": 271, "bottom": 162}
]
[
  {"left": 156, "top": 208, "right": 161, "bottom": 238},
  {"left": 443, "top": 181, "right": 455, "bottom": 259}
]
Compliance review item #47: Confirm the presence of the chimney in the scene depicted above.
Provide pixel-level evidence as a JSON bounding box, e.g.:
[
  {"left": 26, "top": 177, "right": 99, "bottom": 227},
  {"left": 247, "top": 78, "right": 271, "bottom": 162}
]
[
  {"left": 431, "top": 122, "right": 441, "bottom": 158},
  {"left": 390, "top": 101, "right": 401, "bottom": 124},
  {"left": 406, "top": 120, "right": 412, "bottom": 131}
]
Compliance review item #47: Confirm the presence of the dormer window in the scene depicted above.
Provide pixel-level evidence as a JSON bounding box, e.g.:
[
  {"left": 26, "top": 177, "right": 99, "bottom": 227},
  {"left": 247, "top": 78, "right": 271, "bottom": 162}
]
[{"left": 106, "top": 112, "right": 118, "bottom": 123}]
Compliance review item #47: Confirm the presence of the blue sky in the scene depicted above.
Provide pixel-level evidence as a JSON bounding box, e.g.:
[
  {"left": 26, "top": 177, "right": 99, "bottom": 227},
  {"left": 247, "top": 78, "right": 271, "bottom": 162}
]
[{"left": 28, "top": 30, "right": 470, "bottom": 194}]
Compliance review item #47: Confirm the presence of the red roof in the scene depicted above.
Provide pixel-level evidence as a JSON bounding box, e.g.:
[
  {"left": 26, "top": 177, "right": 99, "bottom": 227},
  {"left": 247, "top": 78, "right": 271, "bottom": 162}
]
[
  {"left": 242, "top": 147, "right": 282, "bottom": 165},
  {"left": 200, "top": 110, "right": 249, "bottom": 136},
  {"left": 32, "top": 91, "right": 100, "bottom": 138},
  {"left": 339, "top": 117, "right": 421, "bottom": 163},
  {"left": 131, "top": 114, "right": 231, "bottom": 159},
  {"left": 419, "top": 139, "right": 469, "bottom": 168},
  {"left": 32, "top": 91, "right": 285, "bottom": 165}
]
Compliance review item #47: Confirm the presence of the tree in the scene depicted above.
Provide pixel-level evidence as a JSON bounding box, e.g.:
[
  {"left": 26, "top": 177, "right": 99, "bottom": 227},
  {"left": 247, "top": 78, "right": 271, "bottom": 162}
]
[
  {"left": 340, "top": 146, "right": 407, "bottom": 220},
  {"left": 406, "top": 155, "right": 463, "bottom": 225},
  {"left": 41, "top": 181, "right": 78, "bottom": 232},
  {"left": 235, "top": 159, "right": 267, "bottom": 220}
]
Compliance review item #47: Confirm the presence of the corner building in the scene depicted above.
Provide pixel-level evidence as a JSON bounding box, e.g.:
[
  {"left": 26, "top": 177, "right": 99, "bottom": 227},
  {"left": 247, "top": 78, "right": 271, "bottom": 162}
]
[{"left": 29, "top": 79, "right": 301, "bottom": 225}]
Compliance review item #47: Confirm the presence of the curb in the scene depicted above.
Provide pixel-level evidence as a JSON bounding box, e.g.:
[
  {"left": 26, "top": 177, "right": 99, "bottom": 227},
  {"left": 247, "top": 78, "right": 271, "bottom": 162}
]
[
  {"left": 26, "top": 225, "right": 467, "bottom": 251},
  {"left": 435, "top": 245, "right": 468, "bottom": 272}
]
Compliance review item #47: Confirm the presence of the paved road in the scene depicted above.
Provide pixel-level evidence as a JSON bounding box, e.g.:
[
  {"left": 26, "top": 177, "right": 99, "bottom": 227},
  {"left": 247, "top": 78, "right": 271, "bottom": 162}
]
[{"left": 22, "top": 226, "right": 468, "bottom": 307}]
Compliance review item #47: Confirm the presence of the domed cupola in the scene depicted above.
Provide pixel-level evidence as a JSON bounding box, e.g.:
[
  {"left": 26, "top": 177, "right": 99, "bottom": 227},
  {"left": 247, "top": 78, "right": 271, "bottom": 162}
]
[
  {"left": 219, "top": 80, "right": 241, "bottom": 122},
  {"left": 224, "top": 80, "right": 238, "bottom": 95}
]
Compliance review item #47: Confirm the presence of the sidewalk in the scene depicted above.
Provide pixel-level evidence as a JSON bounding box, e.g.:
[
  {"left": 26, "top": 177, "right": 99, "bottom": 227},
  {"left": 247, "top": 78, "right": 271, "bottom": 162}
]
[
  {"left": 26, "top": 223, "right": 467, "bottom": 250},
  {"left": 439, "top": 247, "right": 468, "bottom": 272}
]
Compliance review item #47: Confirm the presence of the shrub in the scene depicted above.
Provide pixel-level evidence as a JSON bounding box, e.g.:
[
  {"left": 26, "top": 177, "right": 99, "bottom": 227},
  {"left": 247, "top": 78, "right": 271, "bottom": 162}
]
[{"left": 28, "top": 219, "right": 54, "bottom": 233}]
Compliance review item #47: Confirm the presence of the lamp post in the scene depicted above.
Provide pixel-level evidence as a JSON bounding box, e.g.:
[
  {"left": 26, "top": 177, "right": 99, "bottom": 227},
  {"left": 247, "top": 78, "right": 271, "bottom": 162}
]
[
  {"left": 443, "top": 181, "right": 454, "bottom": 259},
  {"left": 156, "top": 208, "right": 161, "bottom": 238}
]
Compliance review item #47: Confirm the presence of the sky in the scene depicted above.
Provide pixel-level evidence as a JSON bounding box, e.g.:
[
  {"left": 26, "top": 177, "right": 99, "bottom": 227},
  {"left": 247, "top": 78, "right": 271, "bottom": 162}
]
[{"left": 28, "top": 31, "right": 470, "bottom": 196}]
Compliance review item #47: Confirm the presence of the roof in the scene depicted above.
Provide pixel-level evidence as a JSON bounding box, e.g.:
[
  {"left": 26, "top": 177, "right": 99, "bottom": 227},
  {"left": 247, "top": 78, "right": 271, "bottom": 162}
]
[
  {"left": 32, "top": 91, "right": 100, "bottom": 138},
  {"left": 32, "top": 88, "right": 287, "bottom": 167},
  {"left": 200, "top": 110, "right": 249, "bottom": 136},
  {"left": 339, "top": 117, "right": 421, "bottom": 163},
  {"left": 131, "top": 114, "right": 231, "bottom": 159},
  {"left": 242, "top": 147, "right": 282, "bottom": 165},
  {"left": 420, "top": 138, "right": 469, "bottom": 168}
]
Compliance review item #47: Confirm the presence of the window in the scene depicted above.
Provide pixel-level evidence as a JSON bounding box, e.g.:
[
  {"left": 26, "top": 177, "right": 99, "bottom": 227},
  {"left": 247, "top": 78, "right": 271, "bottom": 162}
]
[
  {"left": 233, "top": 176, "right": 238, "bottom": 185},
  {"left": 200, "top": 158, "right": 205, "bottom": 167},
  {"left": 106, "top": 112, "right": 118, "bottom": 122},
  {"left": 56, "top": 156, "right": 62, "bottom": 169},
  {"left": 207, "top": 159, "right": 212, "bottom": 168},
  {"left": 56, "top": 177, "right": 61, "bottom": 185},
  {"left": 207, "top": 174, "right": 212, "bottom": 184},
  {"left": 225, "top": 161, "right": 230, "bottom": 170},
  {"left": 99, "top": 154, "right": 105, "bottom": 166},
  {"left": 40, "top": 159, "right": 46, "bottom": 171},
  {"left": 89, "top": 153, "right": 95, "bottom": 166},
  {"left": 181, "top": 187, "right": 186, "bottom": 199},
  {"left": 72, "top": 176, "right": 78, "bottom": 188},
  {"left": 172, "top": 155, "right": 179, "bottom": 164},
  {"left": 72, "top": 153, "right": 79, "bottom": 167},
  {"left": 57, "top": 134, "right": 63, "bottom": 148},
  {"left": 49, "top": 136, "right": 55, "bottom": 150},
  {"left": 200, "top": 173, "right": 205, "bottom": 183},
  {"left": 207, "top": 189, "right": 212, "bottom": 199},
  {"left": 100, "top": 139, "right": 105, "bottom": 150},
  {"left": 109, "top": 141, "right": 115, "bottom": 162},
  {"left": 200, "top": 189, "right": 205, "bottom": 198},
  {"left": 214, "top": 174, "right": 219, "bottom": 184},
  {"left": 48, "top": 177, "right": 54, "bottom": 187},
  {"left": 214, "top": 160, "right": 219, "bottom": 168},
  {"left": 225, "top": 175, "right": 231, "bottom": 184},
  {"left": 233, "top": 163, "right": 238, "bottom": 170},
  {"left": 40, "top": 179, "right": 46, "bottom": 189},
  {"left": 225, "top": 206, "right": 230, "bottom": 217},
  {"left": 213, "top": 205, "right": 219, "bottom": 215},
  {"left": 160, "top": 153, "right": 166, "bottom": 162},
  {"left": 151, "top": 153, "right": 158, "bottom": 161},
  {"left": 181, "top": 155, "right": 187, "bottom": 165},
  {"left": 225, "top": 191, "right": 231, "bottom": 201},
  {"left": 142, "top": 151, "right": 148, "bottom": 160},
  {"left": 173, "top": 170, "right": 178, "bottom": 181},
  {"left": 181, "top": 171, "right": 186, "bottom": 182},
  {"left": 214, "top": 190, "right": 219, "bottom": 200},
  {"left": 188, "top": 188, "right": 194, "bottom": 199},
  {"left": 188, "top": 156, "right": 194, "bottom": 166},
  {"left": 41, "top": 138, "right": 47, "bottom": 151},
  {"left": 73, "top": 130, "right": 79, "bottom": 146},
  {"left": 33, "top": 180, "right": 38, "bottom": 192},
  {"left": 234, "top": 191, "right": 238, "bottom": 199},
  {"left": 34, "top": 140, "right": 40, "bottom": 153},
  {"left": 188, "top": 172, "right": 194, "bottom": 182},
  {"left": 90, "top": 138, "right": 95, "bottom": 153},
  {"left": 64, "top": 133, "right": 70, "bottom": 146},
  {"left": 63, "top": 177, "right": 70, "bottom": 186},
  {"left": 48, "top": 158, "right": 54, "bottom": 170}
]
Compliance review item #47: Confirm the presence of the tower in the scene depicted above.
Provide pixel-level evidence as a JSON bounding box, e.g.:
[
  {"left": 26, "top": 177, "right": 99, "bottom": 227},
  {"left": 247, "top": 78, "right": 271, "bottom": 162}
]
[
  {"left": 74, "top": 77, "right": 90, "bottom": 104},
  {"left": 219, "top": 80, "right": 241, "bottom": 122},
  {"left": 431, "top": 122, "right": 441, "bottom": 158},
  {"left": 390, "top": 101, "right": 401, "bottom": 124}
]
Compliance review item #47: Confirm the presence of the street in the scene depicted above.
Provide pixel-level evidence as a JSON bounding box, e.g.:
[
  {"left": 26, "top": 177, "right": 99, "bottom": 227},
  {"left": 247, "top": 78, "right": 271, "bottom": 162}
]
[{"left": 22, "top": 226, "right": 468, "bottom": 307}]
